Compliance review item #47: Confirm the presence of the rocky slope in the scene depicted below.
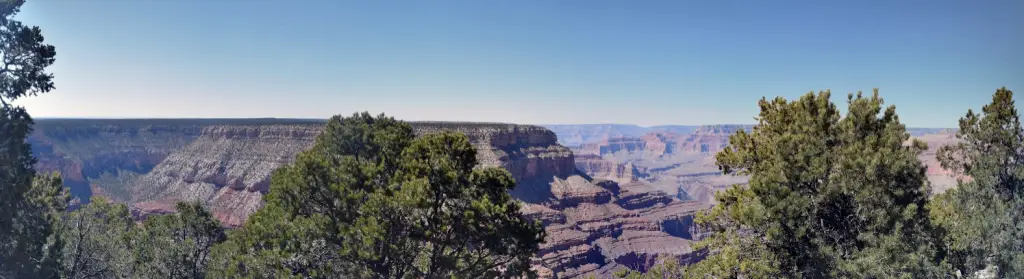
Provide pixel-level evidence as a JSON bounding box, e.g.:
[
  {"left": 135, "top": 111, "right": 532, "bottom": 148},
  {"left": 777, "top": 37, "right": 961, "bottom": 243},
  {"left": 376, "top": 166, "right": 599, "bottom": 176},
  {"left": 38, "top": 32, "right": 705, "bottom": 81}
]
[
  {"left": 563, "top": 125, "right": 961, "bottom": 215},
  {"left": 31, "top": 120, "right": 697, "bottom": 278},
  {"left": 574, "top": 154, "right": 648, "bottom": 185},
  {"left": 673, "top": 125, "right": 751, "bottom": 153},
  {"left": 575, "top": 137, "right": 649, "bottom": 157},
  {"left": 130, "top": 124, "right": 322, "bottom": 226},
  {"left": 541, "top": 124, "right": 702, "bottom": 147},
  {"left": 29, "top": 120, "right": 960, "bottom": 278},
  {"left": 29, "top": 119, "right": 316, "bottom": 202},
  {"left": 571, "top": 125, "right": 753, "bottom": 157},
  {"left": 542, "top": 124, "right": 651, "bottom": 147},
  {"left": 411, "top": 122, "right": 577, "bottom": 204}
]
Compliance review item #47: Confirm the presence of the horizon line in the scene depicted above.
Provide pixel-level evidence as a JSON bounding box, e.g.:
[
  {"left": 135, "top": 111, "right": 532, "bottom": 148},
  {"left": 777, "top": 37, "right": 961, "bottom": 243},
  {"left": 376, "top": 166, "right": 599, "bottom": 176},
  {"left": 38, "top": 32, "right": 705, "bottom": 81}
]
[{"left": 32, "top": 117, "right": 957, "bottom": 129}]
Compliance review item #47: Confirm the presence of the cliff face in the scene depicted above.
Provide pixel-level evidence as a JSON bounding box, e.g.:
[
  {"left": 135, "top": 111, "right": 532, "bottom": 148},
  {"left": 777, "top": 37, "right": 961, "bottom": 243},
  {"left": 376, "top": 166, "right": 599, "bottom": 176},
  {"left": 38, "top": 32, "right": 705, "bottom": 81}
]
[
  {"left": 575, "top": 138, "right": 647, "bottom": 157},
  {"left": 47, "top": 121, "right": 969, "bottom": 278},
  {"left": 674, "top": 125, "right": 752, "bottom": 153},
  {"left": 412, "top": 122, "right": 577, "bottom": 204},
  {"left": 29, "top": 120, "right": 708, "bottom": 278},
  {"left": 131, "top": 125, "right": 322, "bottom": 227},
  {"left": 571, "top": 125, "right": 753, "bottom": 158},
  {"left": 28, "top": 119, "right": 323, "bottom": 203},
  {"left": 542, "top": 124, "right": 651, "bottom": 147},
  {"left": 29, "top": 122, "right": 205, "bottom": 202},
  {"left": 574, "top": 154, "right": 647, "bottom": 185}
]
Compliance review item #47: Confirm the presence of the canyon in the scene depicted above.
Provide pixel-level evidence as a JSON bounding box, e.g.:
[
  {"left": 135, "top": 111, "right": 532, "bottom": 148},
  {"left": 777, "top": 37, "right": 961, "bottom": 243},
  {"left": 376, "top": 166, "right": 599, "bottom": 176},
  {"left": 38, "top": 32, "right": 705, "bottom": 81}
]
[{"left": 27, "top": 119, "right": 960, "bottom": 278}]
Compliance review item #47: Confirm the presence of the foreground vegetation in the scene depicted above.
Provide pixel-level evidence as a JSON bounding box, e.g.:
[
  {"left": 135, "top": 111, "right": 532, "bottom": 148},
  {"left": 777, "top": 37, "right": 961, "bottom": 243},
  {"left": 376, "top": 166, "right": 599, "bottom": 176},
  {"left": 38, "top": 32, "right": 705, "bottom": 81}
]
[
  {"left": 616, "top": 89, "right": 1022, "bottom": 279},
  {"left": 2, "top": 0, "right": 1022, "bottom": 278}
]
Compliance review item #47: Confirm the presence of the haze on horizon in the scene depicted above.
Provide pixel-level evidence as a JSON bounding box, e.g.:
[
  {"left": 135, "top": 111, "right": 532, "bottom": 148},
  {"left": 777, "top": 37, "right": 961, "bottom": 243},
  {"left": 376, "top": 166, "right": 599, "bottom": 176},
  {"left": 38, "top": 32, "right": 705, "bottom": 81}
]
[{"left": 10, "top": 0, "right": 1023, "bottom": 128}]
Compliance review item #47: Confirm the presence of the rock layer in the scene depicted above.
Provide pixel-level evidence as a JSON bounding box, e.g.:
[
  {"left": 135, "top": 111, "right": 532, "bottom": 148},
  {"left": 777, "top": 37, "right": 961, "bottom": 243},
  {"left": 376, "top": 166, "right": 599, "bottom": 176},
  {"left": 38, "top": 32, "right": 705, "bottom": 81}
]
[
  {"left": 574, "top": 154, "right": 647, "bottom": 185},
  {"left": 31, "top": 120, "right": 961, "bottom": 278},
  {"left": 131, "top": 124, "right": 322, "bottom": 227},
  {"left": 31, "top": 120, "right": 706, "bottom": 278}
]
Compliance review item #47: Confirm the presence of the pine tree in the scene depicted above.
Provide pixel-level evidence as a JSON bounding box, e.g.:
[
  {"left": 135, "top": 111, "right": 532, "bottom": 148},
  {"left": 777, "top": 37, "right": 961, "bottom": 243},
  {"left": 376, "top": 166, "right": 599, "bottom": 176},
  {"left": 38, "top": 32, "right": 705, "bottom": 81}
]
[
  {"left": 0, "top": 0, "right": 63, "bottom": 277},
  {"left": 56, "top": 197, "right": 134, "bottom": 279},
  {"left": 682, "top": 90, "right": 947, "bottom": 278},
  {"left": 933, "top": 87, "right": 1024, "bottom": 277},
  {"left": 208, "top": 112, "right": 545, "bottom": 279},
  {"left": 130, "top": 201, "right": 226, "bottom": 279}
]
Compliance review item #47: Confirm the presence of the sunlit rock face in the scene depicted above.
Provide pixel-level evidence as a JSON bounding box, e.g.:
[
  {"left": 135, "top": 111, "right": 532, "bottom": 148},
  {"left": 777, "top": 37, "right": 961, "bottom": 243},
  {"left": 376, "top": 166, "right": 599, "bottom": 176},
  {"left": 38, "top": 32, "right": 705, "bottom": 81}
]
[
  {"left": 32, "top": 119, "right": 710, "bottom": 277},
  {"left": 31, "top": 119, "right": 959, "bottom": 278}
]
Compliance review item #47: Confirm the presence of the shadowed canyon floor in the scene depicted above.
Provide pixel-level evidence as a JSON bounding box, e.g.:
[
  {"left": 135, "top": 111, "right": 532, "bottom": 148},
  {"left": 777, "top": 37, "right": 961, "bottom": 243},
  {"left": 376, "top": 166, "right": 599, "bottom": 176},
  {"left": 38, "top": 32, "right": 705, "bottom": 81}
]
[{"left": 28, "top": 119, "right": 959, "bottom": 278}]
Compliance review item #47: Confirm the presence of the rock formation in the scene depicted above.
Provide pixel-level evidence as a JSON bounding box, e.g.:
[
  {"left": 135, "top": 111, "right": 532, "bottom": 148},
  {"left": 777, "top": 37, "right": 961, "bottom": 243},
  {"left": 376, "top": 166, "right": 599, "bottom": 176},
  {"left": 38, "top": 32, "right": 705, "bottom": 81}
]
[
  {"left": 542, "top": 124, "right": 651, "bottom": 147},
  {"left": 33, "top": 120, "right": 688, "bottom": 277},
  {"left": 28, "top": 119, "right": 962, "bottom": 278},
  {"left": 28, "top": 119, "right": 321, "bottom": 203},
  {"left": 674, "top": 125, "right": 751, "bottom": 153},
  {"left": 131, "top": 124, "right": 322, "bottom": 227},
  {"left": 575, "top": 137, "right": 648, "bottom": 157},
  {"left": 574, "top": 154, "right": 648, "bottom": 185}
]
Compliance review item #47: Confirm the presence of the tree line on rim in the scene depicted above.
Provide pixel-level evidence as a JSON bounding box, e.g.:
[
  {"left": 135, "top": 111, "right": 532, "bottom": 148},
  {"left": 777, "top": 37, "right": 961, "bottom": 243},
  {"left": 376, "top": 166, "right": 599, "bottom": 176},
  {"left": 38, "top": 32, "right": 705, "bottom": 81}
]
[{"left": 1, "top": 0, "right": 1021, "bottom": 278}]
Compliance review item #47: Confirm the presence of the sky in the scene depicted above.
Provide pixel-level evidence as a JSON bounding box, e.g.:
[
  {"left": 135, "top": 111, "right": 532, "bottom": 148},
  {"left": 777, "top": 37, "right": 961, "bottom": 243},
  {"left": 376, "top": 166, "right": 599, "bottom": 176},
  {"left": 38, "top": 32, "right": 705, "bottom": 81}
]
[{"left": 11, "top": 0, "right": 1024, "bottom": 127}]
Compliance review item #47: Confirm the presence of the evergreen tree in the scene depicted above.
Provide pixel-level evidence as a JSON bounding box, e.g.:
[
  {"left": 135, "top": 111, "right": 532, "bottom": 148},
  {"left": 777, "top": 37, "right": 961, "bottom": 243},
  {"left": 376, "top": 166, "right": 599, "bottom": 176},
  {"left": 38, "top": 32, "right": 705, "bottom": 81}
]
[
  {"left": 933, "top": 87, "right": 1024, "bottom": 277},
  {"left": 0, "top": 0, "right": 62, "bottom": 277},
  {"left": 681, "top": 90, "right": 946, "bottom": 278},
  {"left": 209, "top": 112, "right": 545, "bottom": 279},
  {"left": 130, "top": 201, "right": 226, "bottom": 279},
  {"left": 56, "top": 197, "right": 134, "bottom": 279}
]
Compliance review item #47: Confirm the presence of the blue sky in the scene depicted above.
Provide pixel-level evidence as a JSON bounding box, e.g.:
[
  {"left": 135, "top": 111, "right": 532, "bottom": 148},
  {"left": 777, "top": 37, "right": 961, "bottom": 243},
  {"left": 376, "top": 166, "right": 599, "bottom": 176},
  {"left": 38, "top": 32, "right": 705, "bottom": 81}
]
[{"left": 12, "top": 0, "right": 1023, "bottom": 127}]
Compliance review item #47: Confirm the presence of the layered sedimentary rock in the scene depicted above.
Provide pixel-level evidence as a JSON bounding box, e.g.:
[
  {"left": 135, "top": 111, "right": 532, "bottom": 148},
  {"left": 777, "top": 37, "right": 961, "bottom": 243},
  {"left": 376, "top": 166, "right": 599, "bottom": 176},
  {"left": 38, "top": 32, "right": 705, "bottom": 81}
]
[
  {"left": 570, "top": 125, "right": 752, "bottom": 157},
  {"left": 129, "top": 122, "right": 577, "bottom": 225},
  {"left": 674, "top": 125, "right": 751, "bottom": 153},
  {"left": 118, "top": 121, "right": 705, "bottom": 278},
  {"left": 29, "top": 119, "right": 320, "bottom": 203},
  {"left": 542, "top": 124, "right": 651, "bottom": 147},
  {"left": 575, "top": 137, "right": 647, "bottom": 157},
  {"left": 540, "top": 124, "right": 702, "bottom": 147},
  {"left": 639, "top": 133, "right": 673, "bottom": 156},
  {"left": 29, "top": 122, "right": 206, "bottom": 202},
  {"left": 412, "top": 122, "right": 577, "bottom": 203},
  {"left": 520, "top": 169, "right": 710, "bottom": 278},
  {"left": 574, "top": 154, "right": 647, "bottom": 184},
  {"left": 33, "top": 119, "right": 963, "bottom": 279},
  {"left": 131, "top": 124, "right": 322, "bottom": 226}
]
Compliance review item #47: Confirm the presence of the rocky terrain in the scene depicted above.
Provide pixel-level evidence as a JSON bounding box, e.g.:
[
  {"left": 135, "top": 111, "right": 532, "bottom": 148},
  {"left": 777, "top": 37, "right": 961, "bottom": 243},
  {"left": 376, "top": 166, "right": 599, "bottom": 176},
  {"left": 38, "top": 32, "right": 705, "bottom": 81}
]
[
  {"left": 554, "top": 125, "right": 962, "bottom": 211},
  {"left": 574, "top": 155, "right": 649, "bottom": 185},
  {"left": 28, "top": 120, "right": 962, "bottom": 278},
  {"left": 30, "top": 119, "right": 714, "bottom": 278},
  {"left": 542, "top": 124, "right": 706, "bottom": 147},
  {"left": 29, "top": 119, "right": 321, "bottom": 203},
  {"left": 130, "top": 124, "right": 323, "bottom": 226}
]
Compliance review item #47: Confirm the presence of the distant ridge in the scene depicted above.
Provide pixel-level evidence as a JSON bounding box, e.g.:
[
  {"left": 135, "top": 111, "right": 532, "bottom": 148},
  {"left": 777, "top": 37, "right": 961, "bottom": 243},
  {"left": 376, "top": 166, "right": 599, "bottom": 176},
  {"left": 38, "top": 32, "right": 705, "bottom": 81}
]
[{"left": 542, "top": 124, "right": 956, "bottom": 146}]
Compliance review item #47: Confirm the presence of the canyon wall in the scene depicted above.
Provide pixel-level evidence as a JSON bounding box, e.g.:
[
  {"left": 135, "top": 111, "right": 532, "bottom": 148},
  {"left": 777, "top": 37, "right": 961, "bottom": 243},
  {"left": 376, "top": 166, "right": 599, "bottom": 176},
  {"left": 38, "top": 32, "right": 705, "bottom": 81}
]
[
  {"left": 29, "top": 120, "right": 960, "bottom": 278},
  {"left": 29, "top": 119, "right": 322, "bottom": 203},
  {"left": 31, "top": 119, "right": 704, "bottom": 278},
  {"left": 130, "top": 124, "right": 323, "bottom": 226},
  {"left": 557, "top": 125, "right": 961, "bottom": 212}
]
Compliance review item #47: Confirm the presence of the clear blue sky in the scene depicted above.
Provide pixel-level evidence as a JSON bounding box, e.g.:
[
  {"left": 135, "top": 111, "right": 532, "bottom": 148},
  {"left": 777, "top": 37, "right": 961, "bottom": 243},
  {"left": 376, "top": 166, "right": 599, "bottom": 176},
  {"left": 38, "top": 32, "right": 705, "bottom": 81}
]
[{"left": 12, "top": 0, "right": 1023, "bottom": 127}]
